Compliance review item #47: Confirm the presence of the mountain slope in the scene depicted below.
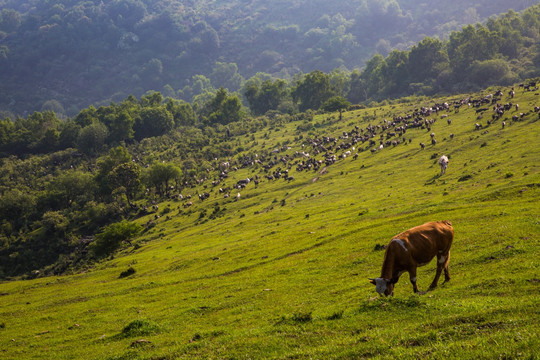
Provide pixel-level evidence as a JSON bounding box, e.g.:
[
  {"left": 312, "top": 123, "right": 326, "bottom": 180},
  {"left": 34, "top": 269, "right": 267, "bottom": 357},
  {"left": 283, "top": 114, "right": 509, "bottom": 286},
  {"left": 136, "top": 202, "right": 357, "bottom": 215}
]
[
  {"left": 0, "top": 84, "right": 538, "bottom": 359},
  {"left": 0, "top": 0, "right": 538, "bottom": 116}
]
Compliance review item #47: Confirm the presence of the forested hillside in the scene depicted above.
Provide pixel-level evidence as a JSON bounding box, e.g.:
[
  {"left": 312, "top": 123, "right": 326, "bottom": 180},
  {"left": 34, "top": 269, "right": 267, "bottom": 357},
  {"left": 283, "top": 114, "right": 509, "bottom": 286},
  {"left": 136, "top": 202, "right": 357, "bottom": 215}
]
[{"left": 0, "top": 0, "right": 538, "bottom": 117}]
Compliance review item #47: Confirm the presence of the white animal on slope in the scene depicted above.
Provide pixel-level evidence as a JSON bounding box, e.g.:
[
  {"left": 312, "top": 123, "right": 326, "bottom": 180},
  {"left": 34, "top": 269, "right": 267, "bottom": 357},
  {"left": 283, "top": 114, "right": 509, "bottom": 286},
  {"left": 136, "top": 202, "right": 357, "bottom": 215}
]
[{"left": 438, "top": 155, "right": 449, "bottom": 175}]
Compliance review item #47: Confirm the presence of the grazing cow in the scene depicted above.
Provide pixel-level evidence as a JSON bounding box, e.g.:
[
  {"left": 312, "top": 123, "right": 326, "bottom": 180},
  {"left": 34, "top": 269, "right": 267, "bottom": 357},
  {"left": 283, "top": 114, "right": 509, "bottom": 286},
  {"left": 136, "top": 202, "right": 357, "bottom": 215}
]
[
  {"left": 369, "top": 221, "right": 454, "bottom": 296},
  {"left": 438, "top": 155, "right": 449, "bottom": 175}
]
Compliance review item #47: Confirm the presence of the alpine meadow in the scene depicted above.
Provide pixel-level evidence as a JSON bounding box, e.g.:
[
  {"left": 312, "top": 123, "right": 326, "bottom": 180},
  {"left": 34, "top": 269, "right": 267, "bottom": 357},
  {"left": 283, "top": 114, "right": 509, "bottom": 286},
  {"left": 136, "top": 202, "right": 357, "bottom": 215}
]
[{"left": 0, "top": 1, "right": 540, "bottom": 360}]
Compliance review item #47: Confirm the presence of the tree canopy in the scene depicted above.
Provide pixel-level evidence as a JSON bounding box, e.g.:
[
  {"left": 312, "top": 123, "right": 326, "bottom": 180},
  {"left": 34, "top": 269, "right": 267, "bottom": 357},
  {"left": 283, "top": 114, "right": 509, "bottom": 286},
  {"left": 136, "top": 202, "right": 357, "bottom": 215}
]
[{"left": 0, "top": 0, "right": 537, "bottom": 116}]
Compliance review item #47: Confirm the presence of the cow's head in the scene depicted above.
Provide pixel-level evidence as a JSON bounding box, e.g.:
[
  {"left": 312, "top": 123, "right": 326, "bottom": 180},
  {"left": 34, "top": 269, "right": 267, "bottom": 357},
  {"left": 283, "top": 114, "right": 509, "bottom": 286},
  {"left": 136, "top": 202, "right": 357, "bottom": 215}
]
[{"left": 369, "top": 278, "right": 393, "bottom": 296}]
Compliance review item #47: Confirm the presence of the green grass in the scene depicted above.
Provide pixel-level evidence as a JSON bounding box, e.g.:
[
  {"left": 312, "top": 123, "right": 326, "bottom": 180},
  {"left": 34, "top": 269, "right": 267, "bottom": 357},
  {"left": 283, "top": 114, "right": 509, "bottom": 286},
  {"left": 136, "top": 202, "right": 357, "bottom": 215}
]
[{"left": 1, "top": 86, "right": 539, "bottom": 359}]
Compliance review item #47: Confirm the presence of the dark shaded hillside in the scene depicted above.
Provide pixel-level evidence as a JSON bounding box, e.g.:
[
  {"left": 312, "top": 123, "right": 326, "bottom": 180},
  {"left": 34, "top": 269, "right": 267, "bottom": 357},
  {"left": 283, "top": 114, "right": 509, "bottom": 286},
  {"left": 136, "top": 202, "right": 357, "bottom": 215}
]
[{"left": 0, "top": 0, "right": 537, "bottom": 117}]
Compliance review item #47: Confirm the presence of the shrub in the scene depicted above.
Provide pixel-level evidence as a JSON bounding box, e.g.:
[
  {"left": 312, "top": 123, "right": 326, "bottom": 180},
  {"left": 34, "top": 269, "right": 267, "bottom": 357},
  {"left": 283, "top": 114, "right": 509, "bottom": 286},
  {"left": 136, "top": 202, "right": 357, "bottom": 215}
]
[
  {"left": 91, "top": 221, "right": 142, "bottom": 257},
  {"left": 119, "top": 267, "right": 136, "bottom": 278}
]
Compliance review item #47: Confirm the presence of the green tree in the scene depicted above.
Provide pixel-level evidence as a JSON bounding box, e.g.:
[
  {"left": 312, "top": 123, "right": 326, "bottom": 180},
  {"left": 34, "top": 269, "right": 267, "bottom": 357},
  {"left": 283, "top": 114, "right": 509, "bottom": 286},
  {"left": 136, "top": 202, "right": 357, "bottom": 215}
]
[
  {"left": 145, "top": 162, "right": 182, "bottom": 195},
  {"left": 244, "top": 79, "right": 287, "bottom": 115},
  {"left": 107, "top": 162, "right": 141, "bottom": 206},
  {"left": 210, "top": 62, "right": 244, "bottom": 92},
  {"left": 347, "top": 69, "right": 367, "bottom": 104},
  {"left": 39, "top": 127, "right": 60, "bottom": 152},
  {"left": 383, "top": 49, "right": 410, "bottom": 97},
  {"left": 109, "top": 110, "right": 135, "bottom": 143},
  {"left": 447, "top": 24, "right": 500, "bottom": 74},
  {"left": 328, "top": 68, "right": 350, "bottom": 97},
  {"left": 58, "top": 120, "right": 81, "bottom": 149},
  {"left": 77, "top": 122, "right": 109, "bottom": 155},
  {"left": 91, "top": 220, "right": 142, "bottom": 258},
  {"left": 95, "top": 146, "right": 132, "bottom": 197},
  {"left": 0, "top": 118, "right": 16, "bottom": 152},
  {"left": 0, "top": 189, "right": 36, "bottom": 230},
  {"left": 41, "top": 211, "right": 69, "bottom": 235},
  {"left": 203, "top": 88, "right": 242, "bottom": 125},
  {"left": 74, "top": 106, "right": 98, "bottom": 127},
  {"left": 140, "top": 91, "right": 163, "bottom": 107},
  {"left": 408, "top": 37, "right": 449, "bottom": 84},
  {"left": 134, "top": 106, "right": 174, "bottom": 139},
  {"left": 292, "top": 70, "right": 334, "bottom": 112},
  {"left": 321, "top": 96, "right": 351, "bottom": 120},
  {"left": 42, "top": 171, "right": 96, "bottom": 210},
  {"left": 469, "top": 59, "right": 514, "bottom": 87},
  {"left": 360, "top": 54, "right": 387, "bottom": 99},
  {"left": 165, "top": 99, "right": 197, "bottom": 127}
]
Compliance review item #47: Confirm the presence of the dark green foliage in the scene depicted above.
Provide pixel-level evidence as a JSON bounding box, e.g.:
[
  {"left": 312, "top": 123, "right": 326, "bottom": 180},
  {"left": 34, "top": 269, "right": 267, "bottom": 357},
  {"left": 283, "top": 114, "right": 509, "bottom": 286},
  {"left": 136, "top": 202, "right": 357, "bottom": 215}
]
[
  {"left": 92, "top": 221, "right": 142, "bottom": 257},
  {"left": 77, "top": 123, "right": 109, "bottom": 155},
  {"left": 108, "top": 162, "right": 142, "bottom": 205},
  {"left": 0, "top": 189, "right": 36, "bottom": 230},
  {"left": 144, "top": 162, "right": 182, "bottom": 195},
  {"left": 119, "top": 266, "right": 136, "bottom": 278},
  {"left": 202, "top": 88, "right": 243, "bottom": 125},
  {"left": 134, "top": 106, "right": 174, "bottom": 140},
  {"left": 244, "top": 79, "right": 288, "bottom": 116},
  {"left": 293, "top": 71, "right": 334, "bottom": 112},
  {"left": 166, "top": 99, "right": 197, "bottom": 127},
  {"left": 0, "top": 1, "right": 538, "bottom": 118},
  {"left": 321, "top": 96, "right": 351, "bottom": 119}
]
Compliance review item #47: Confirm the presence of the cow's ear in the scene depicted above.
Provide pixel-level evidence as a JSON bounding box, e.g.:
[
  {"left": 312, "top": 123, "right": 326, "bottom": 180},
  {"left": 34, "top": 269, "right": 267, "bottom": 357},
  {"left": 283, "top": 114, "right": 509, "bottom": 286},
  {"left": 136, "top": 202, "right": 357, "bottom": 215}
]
[{"left": 368, "top": 278, "right": 376, "bottom": 285}]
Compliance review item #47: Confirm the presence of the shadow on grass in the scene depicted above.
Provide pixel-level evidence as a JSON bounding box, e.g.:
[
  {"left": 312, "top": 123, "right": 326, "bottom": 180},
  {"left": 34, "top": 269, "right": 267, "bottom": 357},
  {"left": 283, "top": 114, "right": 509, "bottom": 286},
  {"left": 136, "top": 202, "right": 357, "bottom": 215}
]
[
  {"left": 424, "top": 174, "right": 442, "bottom": 185},
  {"left": 356, "top": 295, "right": 427, "bottom": 313}
]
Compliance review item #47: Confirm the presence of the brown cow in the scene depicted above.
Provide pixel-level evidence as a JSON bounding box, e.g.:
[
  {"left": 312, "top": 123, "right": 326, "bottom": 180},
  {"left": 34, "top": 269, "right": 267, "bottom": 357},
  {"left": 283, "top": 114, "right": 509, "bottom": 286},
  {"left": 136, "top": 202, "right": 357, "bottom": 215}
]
[{"left": 369, "top": 221, "right": 454, "bottom": 296}]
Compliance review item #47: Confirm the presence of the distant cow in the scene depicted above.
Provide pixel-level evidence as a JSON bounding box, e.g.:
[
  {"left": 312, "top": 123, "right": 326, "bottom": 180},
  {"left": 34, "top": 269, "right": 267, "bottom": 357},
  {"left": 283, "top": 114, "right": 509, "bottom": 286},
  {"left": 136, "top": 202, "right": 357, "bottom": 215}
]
[
  {"left": 369, "top": 221, "right": 454, "bottom": 296},
  {"left": 438, "top": 155, "right": 449, "bottom": 175}
]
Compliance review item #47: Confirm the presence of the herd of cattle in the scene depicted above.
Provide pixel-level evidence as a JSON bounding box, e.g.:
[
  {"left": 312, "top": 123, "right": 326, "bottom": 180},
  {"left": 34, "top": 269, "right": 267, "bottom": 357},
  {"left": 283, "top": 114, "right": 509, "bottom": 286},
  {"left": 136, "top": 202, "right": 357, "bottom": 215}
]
[
  {"left": 169, "top": 84, "right": 538, "bottom": 209},
  {"left": 153, "top": 84, "right": 537, "bottom": 296}
]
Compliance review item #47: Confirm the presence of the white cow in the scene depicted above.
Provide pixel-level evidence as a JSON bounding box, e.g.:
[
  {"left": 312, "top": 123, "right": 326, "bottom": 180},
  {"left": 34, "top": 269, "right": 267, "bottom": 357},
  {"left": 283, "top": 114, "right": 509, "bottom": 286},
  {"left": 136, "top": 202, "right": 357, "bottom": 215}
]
[{"left": 438, "top": 155, "right": 449, "bottom": 175}]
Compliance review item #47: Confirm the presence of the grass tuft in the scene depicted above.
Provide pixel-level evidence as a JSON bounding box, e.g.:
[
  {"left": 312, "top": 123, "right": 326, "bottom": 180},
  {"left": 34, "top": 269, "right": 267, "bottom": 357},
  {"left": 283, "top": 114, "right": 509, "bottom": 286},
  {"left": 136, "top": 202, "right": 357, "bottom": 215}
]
[{"left": 119, "top": 319, "right": 161, "bottom": 338}]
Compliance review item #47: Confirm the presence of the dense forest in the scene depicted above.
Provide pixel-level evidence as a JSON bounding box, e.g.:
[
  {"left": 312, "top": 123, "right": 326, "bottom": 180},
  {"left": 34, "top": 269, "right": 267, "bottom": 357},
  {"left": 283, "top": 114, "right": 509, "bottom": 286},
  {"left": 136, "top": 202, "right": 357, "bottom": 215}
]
[
  {"left": 0, "top": 0, "right": 538, "bottom": 117},
  {"left": 0, "top": 2, "right": 540, "bottom": 278}
]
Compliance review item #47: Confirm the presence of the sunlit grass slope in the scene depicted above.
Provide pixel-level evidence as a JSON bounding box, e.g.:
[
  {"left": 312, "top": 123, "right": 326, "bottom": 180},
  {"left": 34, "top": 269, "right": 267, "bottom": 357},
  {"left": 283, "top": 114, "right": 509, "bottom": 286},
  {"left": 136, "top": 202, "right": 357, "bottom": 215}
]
[{"left": 1, "top": 85, "right": 539, "bottom": 359}]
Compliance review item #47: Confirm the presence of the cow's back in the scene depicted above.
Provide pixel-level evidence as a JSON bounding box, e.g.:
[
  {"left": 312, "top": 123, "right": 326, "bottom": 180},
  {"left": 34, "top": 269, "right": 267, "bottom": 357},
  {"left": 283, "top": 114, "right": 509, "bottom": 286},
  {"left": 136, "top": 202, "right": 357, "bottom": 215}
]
[{"left": 397, "top": 221, "right": 453, "bottom": 263}]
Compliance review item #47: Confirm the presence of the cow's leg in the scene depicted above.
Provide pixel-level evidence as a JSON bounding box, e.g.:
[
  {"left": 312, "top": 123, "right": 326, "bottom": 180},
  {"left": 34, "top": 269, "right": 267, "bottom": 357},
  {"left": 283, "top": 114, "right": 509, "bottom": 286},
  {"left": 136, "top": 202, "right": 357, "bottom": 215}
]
[
  {"left": 443, "top": 251, "right": 451, "bottom": 283},
  {"left": 429, "top": 253, "right": 447, "bottom": 289},
  {"left": 409, "top": 267, "right": 419, "bottom": 293}
]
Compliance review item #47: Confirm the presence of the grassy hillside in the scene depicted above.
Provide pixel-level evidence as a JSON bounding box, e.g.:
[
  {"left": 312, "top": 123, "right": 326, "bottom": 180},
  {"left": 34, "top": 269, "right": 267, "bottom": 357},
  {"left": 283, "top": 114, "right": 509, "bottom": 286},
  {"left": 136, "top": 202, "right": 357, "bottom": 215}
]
[{"left": 0, "top": 85, "right": 539, "bottom": 359}]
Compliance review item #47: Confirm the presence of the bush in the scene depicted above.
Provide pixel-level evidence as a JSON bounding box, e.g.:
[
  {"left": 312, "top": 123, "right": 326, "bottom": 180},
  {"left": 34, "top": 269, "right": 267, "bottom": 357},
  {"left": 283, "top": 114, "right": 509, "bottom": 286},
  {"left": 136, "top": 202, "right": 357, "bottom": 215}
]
[
  {"left": 119, "top": 267, "right": 136, "bottom": 278},
  {"left": 91, "top": 220, "right": 142, "bottom": 257}
]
